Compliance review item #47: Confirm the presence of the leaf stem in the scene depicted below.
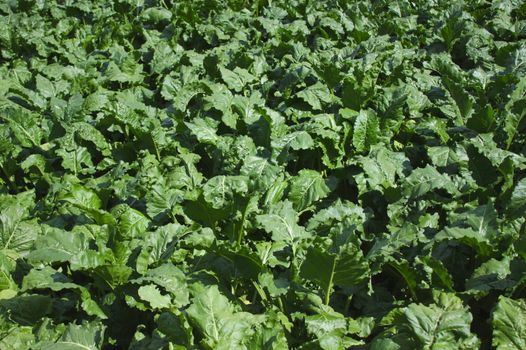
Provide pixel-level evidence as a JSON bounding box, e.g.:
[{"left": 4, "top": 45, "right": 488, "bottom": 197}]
[
  {"left": 236, "top": 203, "right": 249, "bottom": 246},
  {"left": 290, "top": 244, "right": 299, "bottom": 283},
  {"left": 343, "top": 295, "right": 352, "bottom": 315},
  {"left": 278, "top": 295, "right": 285, "bottom": 313},
  {"left": 324, "top": 257, "right": 336, "bottom": 305},
  {"left": 152, "top": 137, "right": 161, "bottom": 162},
  {"left": 251, "top": 281, "right": 267, "bottom": 303}
]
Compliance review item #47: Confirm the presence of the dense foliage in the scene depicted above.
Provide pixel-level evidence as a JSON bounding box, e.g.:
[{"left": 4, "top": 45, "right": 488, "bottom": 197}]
[{"left": 1, "top": 0, "right": 526, "bottom": 348}]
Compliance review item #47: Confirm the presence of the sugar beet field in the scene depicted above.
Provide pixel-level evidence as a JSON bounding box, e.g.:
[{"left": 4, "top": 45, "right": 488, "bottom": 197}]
[{"left": 0, "top": 0, "right": 526, "bottom": 349}]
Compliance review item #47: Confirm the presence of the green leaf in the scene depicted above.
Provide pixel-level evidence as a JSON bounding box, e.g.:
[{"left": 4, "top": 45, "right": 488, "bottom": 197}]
[
  {"left": 272, "top": 130, "right": 314, "bottom": 162},
  {"left": 464, "top": 203, "right": 498, "bottom": 238},
  {"left": 72, "top": 122, "right": 112, "bottom": 157},
  {"left": 503, "top": 76, "right": 526, "bottom": 149},
  {"left": 297, "top": 82, "right": 335, "bottom": 110},
  {"left": 257, "top": 201, "right": 307, "bottom": 244},
  {"left": 143, "top": 224, "right": 184, "bottom": 263},
  {"left": 443, "top": 76, "right": 474, "bottom": 122},
  {"left": 418, "top": 256, "right": 454, "bottom": 292},
  {"left": 240, "top": 156, "right": 282, "bottom": 190},
  {"left": 352, "top": 109, "right": 379, "bottom": 153},
  {"left": 36, "top": 75, "right": 55, "bottom": 99},
  {"left": 0, "top": 191, "right": 39, "bottom": 256},
  {"left": 404, "top": 165, "right": 458, "bottom": 198},
  {"left": 161, "top": 78, "right": 210, "bottom": 111},
  {"left": 0, "top": 295, "right": 52, "bottom": 325},
  {"left": 288, "top": 170, "right": 335, "bottom": 212},
  {"left": 204, "top": 84, "right": 236, "bottom": 128},
  {"left": 59, "top": 185, "right": 102, "bottom": 210},
  {"left": 27, "top": 227, "right": 92, "bottom": 264},
  {"left": 245, "top": 311, "right": 288, "bottom": 350},
  {"left": 0, "top": 108, "right": 42, "bottom": 147},
  {"left": 219, "top": 66, "right": 255, "bottom": 92},
  {"left": 187, "top": 284, "right": 272, "bottom": 349},
  {"left": 508, "top": 178, "right": 526, "bottom": 219},
  {"left": 428, "top": 146, "right": 458, "bottom": 167},
  {"left": 467, "top": 104, "right": 495, "bottom": 133},
  {"left": 146, "top": 184, "right": 182, "bottom": 219},
  {"left": 185, "top": 117, "right": 220, "bottom": 145},
  {"left": 465, "top": 258, "right": 513, "bottom": 295},
  {"left": 21, "top": 267, "right": 106, "bottom": 319},
  {"left": 301, "top": 240, "right": 369, "bottom": 305},
  {"left": 138, "top": 284, "right": 171, "bottom": 310},
  {"left": 83, "top": 90, "right": 109, "bottom": 112},
  {"left": 0, "top": 322, "right": 35, "bottom": 348},
  {"left": 131, "top": 264, "right": 189, "bottom": 307},
  {"left": 103, "top": 60, "right": 143, "bottom": 84},
  {"left": 304, "top": 306, "right": 347, "bottom": 342},
  {"left": 141, "top": 7, "right": 172, "bottom": 23},
  {"left": 203, "top": 175, "right": 249, "bottom": 209},
  {"left": 467, "top": 146, "right": 499, "bottom": 186},
  {"left": 112, "top": 205, "right": 150, "bottom": 240},
  {"left": 434, "top": 227, "right": 492, "bottom": 256},
  {"left": 55, "top": 146, "right": 93, "bottom": 175},
  {"left": 492, "top": 296, "right": 526, "bottom": 350},
  {"left": 186, "top": 285, "right": 233, "bottom": 344},
  {"left": 403, "top": 293, "right": 479, "bottom": 349},
  {"left": 357, "top": 146, "right": 408, "bottom": 191},
  {"left": 35, "top": 321, "right": 106, "bottom": 350}
]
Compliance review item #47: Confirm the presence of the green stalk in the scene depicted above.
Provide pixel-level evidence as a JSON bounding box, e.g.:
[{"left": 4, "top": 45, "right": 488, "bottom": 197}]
[
  {"left": 343, "top": 295, "right": 352, "bottom": 315},
  {"left": 324, "top": 257, "right": 337, "bottom": 305},
  {"left": 236, "top": 203, "right": 249, "bottom": 246},
  {"left": 73, "top": 148, "right": 78, "bottom": 176},
  {"left": 152, "top": 138, "right": 161, "bottom": 162},
  {"left": 290, "top": 244, "right": 300, "bottom": 284},
  {"left": 252, "top": 281, "right": 267, "bottom": 303},
  {"left": 278, "top": 295, "right": 285, "bottom": 313}
]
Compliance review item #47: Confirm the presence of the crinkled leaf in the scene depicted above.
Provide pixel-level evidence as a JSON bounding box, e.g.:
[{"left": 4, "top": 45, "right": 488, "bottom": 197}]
[
  {"left": 257, "top": 201, "right": 307, "bottom": 244},
  {"left": 492, "top": 296, "right": 526, "bottom": 350},
  {"left": 352, "top": 109, "right": 379, "bottom": 153},
  {"left": 288, "top": 169, "right": 335, "bottom": 211}
]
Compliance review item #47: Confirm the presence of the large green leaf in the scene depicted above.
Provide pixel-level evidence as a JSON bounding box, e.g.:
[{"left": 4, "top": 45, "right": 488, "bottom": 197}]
[
  {"left": 186, "top": 284, "right": 270, "bottom": 349},
  {"left": 0, "top": 108, "right": 42, "bottom": 147},
  {"left": 507, "top": 178, "right": 526, "bottom": 219},
  {"left": 403, "top": 295, "right": 478, "bottom": 349},
  {"left": 131, "top": 264, "right": 189, "bottom": 307},
  {"left": 27, "top": 226, "right": 104, "bottom": 271},
  {"left": 301, "top": 239, "right": 369, "bottom": 305},
  {"left": 376, "top": 293, "right": 480, "bottom": 349},
  {"left": 186, "top": 285, "right": 234, "bottom": 344},
  {"left": 288, "top": 169, "right": 335, "bottom": 211},
  {"left": 111, "top": 204, "right": 150, "bottom": 240},
  {"left": 297, "top": 82, "right": 335, "bottom": 110},
  {"left": 257, "top": 201, "right": 308, "bottom": 244},
  {"left": 202, "top": 175, "right": 249, "bottom": 209},
  {"left": 0, "top": 191, "right": 39, "bottom": 256},
  {"left": 352, "top": 109, "right": 379, "bottom": 153},
  {"left": 34, "top": 321, "right": 106, "bottom": 350},
  {"left": 492, "top": 296, "right": 526, "bottom": 350}
]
